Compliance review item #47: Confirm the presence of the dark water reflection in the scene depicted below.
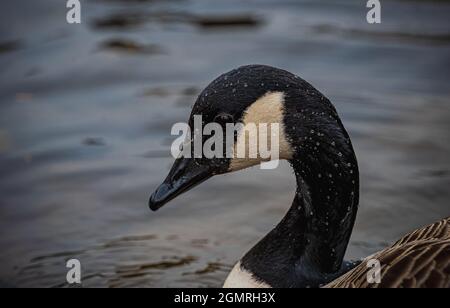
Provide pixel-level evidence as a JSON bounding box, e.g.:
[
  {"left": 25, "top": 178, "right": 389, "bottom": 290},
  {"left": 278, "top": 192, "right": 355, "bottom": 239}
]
[{"left": 0, "top": 0, "right": 449, "bottom": 287}]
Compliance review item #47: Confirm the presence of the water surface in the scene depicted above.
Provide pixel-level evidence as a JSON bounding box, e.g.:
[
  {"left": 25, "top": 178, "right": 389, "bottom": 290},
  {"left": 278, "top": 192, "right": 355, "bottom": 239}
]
[{"left": 0, "top": 0, "right": 449, "bottom": 287}]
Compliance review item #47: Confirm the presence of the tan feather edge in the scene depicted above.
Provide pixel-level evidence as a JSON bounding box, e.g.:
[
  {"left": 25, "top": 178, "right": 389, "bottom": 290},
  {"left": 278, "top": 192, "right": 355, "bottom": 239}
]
[{"left": 325, "top": 217, "right": 450, "bottom": 288}]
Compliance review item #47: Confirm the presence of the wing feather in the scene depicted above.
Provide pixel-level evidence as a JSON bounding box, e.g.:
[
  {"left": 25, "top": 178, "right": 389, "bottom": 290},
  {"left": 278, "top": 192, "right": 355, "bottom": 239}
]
[{"left": 326, "top": 217, "right": 450, "bottom": 288}]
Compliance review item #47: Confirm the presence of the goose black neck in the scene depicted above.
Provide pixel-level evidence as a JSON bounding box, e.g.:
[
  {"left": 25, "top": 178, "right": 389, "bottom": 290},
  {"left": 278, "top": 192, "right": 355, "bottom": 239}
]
[{"left": 241, "top": 112, "right": 359, "bottom": 288}]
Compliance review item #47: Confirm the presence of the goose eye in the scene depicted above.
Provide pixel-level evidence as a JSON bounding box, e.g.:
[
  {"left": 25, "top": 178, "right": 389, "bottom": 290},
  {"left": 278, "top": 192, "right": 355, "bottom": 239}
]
[{"left": 214, "top": 113, "right": 234, "bottom": 125}]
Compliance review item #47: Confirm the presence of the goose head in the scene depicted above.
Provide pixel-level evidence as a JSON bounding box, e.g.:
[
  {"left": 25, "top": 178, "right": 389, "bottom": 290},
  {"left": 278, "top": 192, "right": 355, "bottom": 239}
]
[
  {"left": 148, "top": 65, "right": 359, "bottom": 287},
  {"left": 149, "top": 65, "right": 358, "bottom": 216}
]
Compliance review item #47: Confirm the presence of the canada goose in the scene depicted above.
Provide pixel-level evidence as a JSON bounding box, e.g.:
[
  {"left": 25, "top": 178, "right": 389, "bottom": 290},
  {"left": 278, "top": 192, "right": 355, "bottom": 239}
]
[{"left": 148, "top": 65, "right": 450, "bottom": 288}]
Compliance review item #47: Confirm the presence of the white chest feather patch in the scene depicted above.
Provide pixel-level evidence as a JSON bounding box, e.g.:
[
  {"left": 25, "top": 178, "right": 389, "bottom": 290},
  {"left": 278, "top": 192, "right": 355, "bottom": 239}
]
[
  {"left": 223, "top": 262, "right": 271, "bottom": 288},
  {"left": 228, "top": 91, "right": 293, "bottom": 172}
]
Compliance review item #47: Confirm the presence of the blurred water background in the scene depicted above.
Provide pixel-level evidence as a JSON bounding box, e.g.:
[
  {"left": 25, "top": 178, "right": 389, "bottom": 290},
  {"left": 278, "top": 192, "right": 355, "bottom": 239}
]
[{"left": 0, "top": 0, "right": 449, "bottom": 287}]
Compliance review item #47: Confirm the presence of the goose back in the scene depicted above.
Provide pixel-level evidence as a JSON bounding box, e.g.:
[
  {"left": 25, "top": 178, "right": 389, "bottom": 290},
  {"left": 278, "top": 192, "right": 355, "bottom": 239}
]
[{"left": 326, "top": 217, "right": 450, "bottom": 288}]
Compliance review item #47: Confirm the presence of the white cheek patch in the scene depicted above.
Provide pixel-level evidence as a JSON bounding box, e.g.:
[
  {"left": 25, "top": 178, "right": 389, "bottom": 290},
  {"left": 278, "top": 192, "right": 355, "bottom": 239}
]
[{"left": 229, "top": 91, "right": 293, "bottom": 171}]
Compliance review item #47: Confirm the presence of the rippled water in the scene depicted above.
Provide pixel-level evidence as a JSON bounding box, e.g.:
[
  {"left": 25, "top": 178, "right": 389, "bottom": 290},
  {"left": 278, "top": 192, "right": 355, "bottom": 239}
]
[{"left": 0, "top": 0, "right": 449, "bottom": 287}]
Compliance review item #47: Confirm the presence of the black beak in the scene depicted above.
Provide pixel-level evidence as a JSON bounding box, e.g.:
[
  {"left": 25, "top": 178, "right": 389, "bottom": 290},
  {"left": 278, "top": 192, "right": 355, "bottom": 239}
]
[{"left": 149, "top": 158, "right": 214, "bottom": 211}]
